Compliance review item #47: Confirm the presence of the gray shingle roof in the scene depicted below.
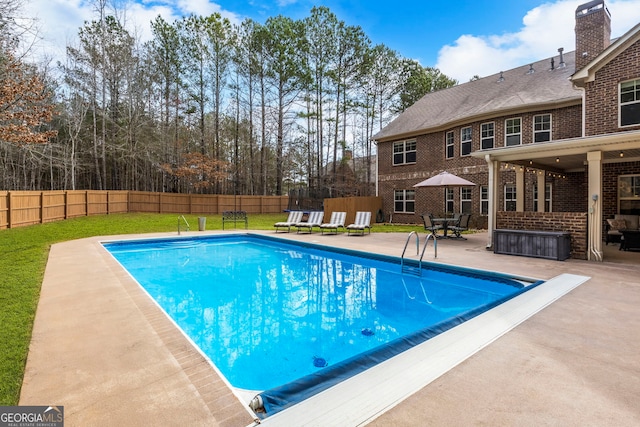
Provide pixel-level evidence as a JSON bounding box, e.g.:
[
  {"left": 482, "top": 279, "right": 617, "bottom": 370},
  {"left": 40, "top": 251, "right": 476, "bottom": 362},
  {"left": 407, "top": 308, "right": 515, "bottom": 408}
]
[{"left": 374, "top": 51, "right": 581, "bottom": 142}]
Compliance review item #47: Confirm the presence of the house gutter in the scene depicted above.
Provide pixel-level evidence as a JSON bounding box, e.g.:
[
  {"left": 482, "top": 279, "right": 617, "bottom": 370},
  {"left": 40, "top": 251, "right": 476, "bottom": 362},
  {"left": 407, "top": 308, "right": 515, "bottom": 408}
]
[{"left": 470, "top": 129, "right": 640, "bottom": 163}]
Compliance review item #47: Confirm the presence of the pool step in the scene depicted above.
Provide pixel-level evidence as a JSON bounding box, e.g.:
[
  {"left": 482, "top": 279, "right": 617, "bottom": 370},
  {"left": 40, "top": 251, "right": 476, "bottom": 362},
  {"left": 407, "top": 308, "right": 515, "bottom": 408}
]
[{"left": 401, "top": 264, "right": 422, "bottom": 276}]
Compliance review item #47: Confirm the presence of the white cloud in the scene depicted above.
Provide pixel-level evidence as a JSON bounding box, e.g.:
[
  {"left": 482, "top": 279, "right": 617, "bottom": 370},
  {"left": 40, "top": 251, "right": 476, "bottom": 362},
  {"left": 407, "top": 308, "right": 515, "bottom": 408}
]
[
  {"left": 21, "top": 0, "right": 92, "bottom": 65},
  {"left": 436, "top": 0, "right": 640, "bottom": 82},
  {"left": 22, "top": 0, "right": 241, "bottom": 67}
]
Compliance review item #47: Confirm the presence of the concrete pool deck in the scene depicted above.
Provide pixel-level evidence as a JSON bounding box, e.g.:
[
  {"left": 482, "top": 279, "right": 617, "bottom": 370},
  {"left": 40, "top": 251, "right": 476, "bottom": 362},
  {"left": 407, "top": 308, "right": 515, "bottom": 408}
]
[{"left": 20, "top": 230, "right": 640, "bottom": 426}]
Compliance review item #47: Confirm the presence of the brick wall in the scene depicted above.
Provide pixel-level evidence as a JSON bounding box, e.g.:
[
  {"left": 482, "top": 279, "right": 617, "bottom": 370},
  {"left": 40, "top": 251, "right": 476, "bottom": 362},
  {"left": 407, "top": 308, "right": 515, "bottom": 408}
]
[
  {"left": 555, "top": 172, "right": 588, "bottom": 212},
  {"left": 584, "top": 39, "right": 640, "bottom": 135},
  {"left": 377, "top": 106, "right": 583, "bottom": 227},
  {"left": 496, "top": 211, "right": 588, "bottom": 259},
  {"left": 575, "top": 1, "right": 611, "bottom": 72}
]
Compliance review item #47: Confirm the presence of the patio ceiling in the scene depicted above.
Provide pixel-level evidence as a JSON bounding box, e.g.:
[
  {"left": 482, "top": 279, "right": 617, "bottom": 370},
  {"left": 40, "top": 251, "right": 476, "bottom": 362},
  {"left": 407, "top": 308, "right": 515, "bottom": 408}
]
[{"left": 472, "top": 130, "right": 640, "bottom": 172}]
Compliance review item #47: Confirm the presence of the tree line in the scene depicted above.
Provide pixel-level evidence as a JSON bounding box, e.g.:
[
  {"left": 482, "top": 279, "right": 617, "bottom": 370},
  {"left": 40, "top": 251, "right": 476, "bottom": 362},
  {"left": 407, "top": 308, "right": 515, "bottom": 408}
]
[{"left": 0, "top": 2, "right": 457, "bottom": 195}]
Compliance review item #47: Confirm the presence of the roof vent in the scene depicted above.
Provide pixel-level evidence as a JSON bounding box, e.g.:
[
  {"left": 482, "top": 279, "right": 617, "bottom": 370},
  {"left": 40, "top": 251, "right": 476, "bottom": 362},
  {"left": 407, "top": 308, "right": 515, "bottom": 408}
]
[
  {"left": 550, "top": 57, "right": 555, "bottom": 70},
  {"left": 527, "top": 64, "right": 535, "bottom": 74},
  {"left": 558, "top": 47, "right": 566, "bottom": 68},
  {"left": 497, "top": 71, "right": 505, "bottom": 82}
]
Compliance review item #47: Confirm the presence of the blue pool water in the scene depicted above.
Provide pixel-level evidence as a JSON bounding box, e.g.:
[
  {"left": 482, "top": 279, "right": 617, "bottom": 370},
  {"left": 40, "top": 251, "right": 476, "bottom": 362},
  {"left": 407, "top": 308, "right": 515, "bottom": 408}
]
[{"left": 104, "top": 234, "right": 539, "bottom": 414}]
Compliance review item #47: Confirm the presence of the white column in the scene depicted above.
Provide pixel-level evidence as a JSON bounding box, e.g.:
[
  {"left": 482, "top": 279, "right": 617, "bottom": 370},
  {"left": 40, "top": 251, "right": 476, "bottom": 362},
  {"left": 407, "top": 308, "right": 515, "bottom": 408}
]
[
  {"left": 485, "top": 155, "right": 499, "bottom": 249},
  {"left": 516, "top": 167, "right": 525, "bottom": 212},
  {"left": 587, "top": 151, "right": 603, "bottom": 261},
  {"left": 537, "top": 171, "right": 546, "bottom": 212}
]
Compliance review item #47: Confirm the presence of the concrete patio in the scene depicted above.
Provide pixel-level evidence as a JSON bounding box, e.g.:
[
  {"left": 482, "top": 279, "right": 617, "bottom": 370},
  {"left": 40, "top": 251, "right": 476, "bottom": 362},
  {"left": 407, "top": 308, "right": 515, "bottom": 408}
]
[{"left": 19, "top": 230, "right": 640, "bottom": 426}]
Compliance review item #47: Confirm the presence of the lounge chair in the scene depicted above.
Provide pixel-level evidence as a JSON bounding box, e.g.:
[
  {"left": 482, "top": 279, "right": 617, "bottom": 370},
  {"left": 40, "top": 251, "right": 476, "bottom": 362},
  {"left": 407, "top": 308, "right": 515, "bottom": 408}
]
[
  {"left": 421, "top": 213, "right": 443, "bottom": 238},
  {"left": 346, "top": 211, "right": 372, "bottom": 235},
  {"left": 320, "top": 211, "right": 346, "bottom": 235},
  {"left": 274, "top": 211, "right": 304, "bottom": 233},
  {"left": 449, "top": 213, "right": 471, "bottom": 239},
  {"left": 296, "top": 211, "right": 324, "bottom": 234}
]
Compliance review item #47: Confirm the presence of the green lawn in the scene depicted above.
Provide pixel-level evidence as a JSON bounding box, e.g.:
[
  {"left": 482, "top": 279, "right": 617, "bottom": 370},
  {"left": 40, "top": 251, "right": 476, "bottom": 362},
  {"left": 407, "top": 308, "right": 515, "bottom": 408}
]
[{"left": 0, "top": 212, "right": 423, "bottom": 404}]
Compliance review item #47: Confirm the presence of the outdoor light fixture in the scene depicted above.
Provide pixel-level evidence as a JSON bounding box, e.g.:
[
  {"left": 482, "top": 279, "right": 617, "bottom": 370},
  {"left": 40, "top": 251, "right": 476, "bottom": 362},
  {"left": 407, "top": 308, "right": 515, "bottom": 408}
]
[
  {"left": 620, "top": 151, "right": 624, "bottom": 157},
  {"left": 556, "top": 157, "right": 560, "bottom": 163}
]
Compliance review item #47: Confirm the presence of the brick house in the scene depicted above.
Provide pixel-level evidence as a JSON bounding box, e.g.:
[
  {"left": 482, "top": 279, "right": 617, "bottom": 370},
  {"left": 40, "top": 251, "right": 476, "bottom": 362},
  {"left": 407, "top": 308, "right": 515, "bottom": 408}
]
[{"left": 373, "top": 0, "right": 640, "bottom": 261}]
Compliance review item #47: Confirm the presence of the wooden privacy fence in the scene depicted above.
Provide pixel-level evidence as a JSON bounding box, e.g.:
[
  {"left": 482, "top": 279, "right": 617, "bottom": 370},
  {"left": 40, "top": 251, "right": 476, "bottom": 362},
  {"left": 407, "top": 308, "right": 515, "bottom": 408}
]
[
  {"left": 0, "top": 190, "right": 288, "bottom": 229},
  {"left": 323, "top": 196, "right": 383, "bottom": 226}
]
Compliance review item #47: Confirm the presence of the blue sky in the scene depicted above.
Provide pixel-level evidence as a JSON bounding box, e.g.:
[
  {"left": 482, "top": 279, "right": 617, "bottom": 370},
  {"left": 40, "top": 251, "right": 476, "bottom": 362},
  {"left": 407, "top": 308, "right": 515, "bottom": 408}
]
[
  {"left": 232, "top": 0, "right": 549, "bottom": 64},
  {"left": 24, "top": 0, "right": 640, "bottom": 81}
]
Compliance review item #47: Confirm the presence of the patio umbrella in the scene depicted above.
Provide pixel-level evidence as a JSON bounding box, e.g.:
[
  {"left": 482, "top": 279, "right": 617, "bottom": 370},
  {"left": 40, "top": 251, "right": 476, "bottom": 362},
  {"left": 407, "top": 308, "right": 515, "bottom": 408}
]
[
  {"left": 413, "top": 171, "right": 476, "bottom": 218},
  {"left": 413, "top": 171, "right": 476, "bottom": 188}
]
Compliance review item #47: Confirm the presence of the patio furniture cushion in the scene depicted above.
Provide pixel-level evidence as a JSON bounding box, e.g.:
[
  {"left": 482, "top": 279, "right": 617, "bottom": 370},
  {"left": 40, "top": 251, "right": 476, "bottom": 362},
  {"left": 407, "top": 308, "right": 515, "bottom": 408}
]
[
  {"left": 346, "top": 211, "right": 372, "bottom": 235},
  {"left": 614, "top": 214, "right": 639, "bottom": 230},
  {"left": 605, "top": 214, "right": 639, "bottom": 245},
  {"left": 274, "top": 211, "right": 304, "bottom": 232},
  {"left": 320, "top": 211, "right": 346, "bottom": 234},
  {"left": 296, "top": 211, "right": 324, "bottom": 233},
  {"left": 607, "top": 218, "right": 627, "bottom": 231}
]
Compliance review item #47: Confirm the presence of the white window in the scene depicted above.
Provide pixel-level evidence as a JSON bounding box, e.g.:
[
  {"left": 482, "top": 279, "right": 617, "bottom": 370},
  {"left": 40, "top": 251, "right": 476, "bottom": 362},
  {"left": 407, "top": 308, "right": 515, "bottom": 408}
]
[
  {"left": 481, "top": 122, "right": 494, "bottom": 149},
  {"left": 480, "top": 185, "right": 489, "bottom": 215},
  {"left": 393, "top": 140, "right": 417, "bottom": 165},
  {"left": 445, "top": 131, "right": 454, "bottom": 159},
  {"left": 445, "top": 187, "right": 454, "bottom": 214},
  {"left": 505, "top": 118, "right": 521, "bottom": 146},
  {"left": 534, "top": 114, "right": 551, "bottom": 142},
  {"left": 460, "top": 187, "right": 472, "bottom": 214},
  {"left": 504, "top": 184, "right": 516, "bottom": 211},
  {"left": 394, "top": 189, "right": 415, "bottom": 213},
  {"left": 620, "top": 79, "right": 640, "bottom": 127},
  {"left": 618, "top": 174, "right": 640, "bottom": 214},
  {"left": 533, "top": 183, "right": 552, "bottom": 212},
  {"left": 460, "top": 127, "right": 472, "bottom": 156}
]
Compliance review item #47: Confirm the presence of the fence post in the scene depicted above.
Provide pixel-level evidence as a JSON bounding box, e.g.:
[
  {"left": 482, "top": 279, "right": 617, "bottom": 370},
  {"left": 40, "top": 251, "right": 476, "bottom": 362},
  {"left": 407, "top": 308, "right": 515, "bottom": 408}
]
[
  {"left": 40, "top": 191, "right": 45, "bottom": 223},
  {"left": 7, "top": 191, "right": 12, "bottom": 229}
]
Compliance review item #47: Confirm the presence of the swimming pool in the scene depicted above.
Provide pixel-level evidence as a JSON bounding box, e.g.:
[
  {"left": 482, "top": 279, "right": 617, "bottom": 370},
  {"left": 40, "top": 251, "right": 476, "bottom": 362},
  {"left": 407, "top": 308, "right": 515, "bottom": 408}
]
[{"left": 104, "top": 234, "right": 542, "bottom": 416}]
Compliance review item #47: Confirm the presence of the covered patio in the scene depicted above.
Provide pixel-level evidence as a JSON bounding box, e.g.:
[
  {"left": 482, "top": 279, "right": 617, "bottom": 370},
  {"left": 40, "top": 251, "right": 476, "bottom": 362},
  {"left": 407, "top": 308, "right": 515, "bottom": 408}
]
[{"left": 472, "top": 129, "right": 640, "bottom": 261}]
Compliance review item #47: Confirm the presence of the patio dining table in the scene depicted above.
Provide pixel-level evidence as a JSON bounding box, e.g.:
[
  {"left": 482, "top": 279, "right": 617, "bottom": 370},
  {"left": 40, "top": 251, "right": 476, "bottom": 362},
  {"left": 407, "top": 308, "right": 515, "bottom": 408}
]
[{"left": 431, "top": 217, "right": 457, "bottom": 238}]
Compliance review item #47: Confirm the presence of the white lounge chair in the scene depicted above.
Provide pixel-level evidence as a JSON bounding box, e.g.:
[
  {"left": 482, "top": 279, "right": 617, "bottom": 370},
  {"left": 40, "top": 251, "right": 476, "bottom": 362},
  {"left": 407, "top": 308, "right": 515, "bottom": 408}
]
[
  {"left": 346, "top": 211, "right": 372, "bottom": 235},
  {"left": 274, "top": 211, "right": 304, "bottom": 233},
  {"left": 320, "top": 211, "right": 346, "bottom": 235},
  {"left": 296, "top": 211, "right": 324, "bottom": 234}
]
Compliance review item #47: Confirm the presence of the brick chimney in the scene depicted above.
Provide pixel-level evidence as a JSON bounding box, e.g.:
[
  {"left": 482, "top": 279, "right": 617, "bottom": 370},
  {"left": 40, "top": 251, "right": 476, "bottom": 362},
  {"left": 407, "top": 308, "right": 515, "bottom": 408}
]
[{"left": 575, "top": 0, "right": 611, "bottom": 71}]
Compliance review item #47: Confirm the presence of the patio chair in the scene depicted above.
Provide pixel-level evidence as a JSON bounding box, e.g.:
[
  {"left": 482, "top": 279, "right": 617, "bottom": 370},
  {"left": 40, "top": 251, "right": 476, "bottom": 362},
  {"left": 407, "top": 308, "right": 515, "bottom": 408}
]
[
  {"left": 296, "top": 211, "right": 324, "bottom": 233},
  {"left": 421, "top": 213, "right": 443, "bottom": 238},
  {"left": 274, "top": 211, "right": 304, "bottom": 233},
  {"left": 449, "top": 213, "right": 471, "bottom": 239},
  {"left": 346, "top": 211, "right": 372, "bottom": 235},
  {"left": 320, "top": 211, "right": 346, "bottom": 235}
]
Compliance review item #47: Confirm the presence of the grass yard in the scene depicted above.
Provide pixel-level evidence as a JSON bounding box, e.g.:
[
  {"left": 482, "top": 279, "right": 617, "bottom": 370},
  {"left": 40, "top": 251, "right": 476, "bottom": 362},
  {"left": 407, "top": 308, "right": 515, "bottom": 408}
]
[{"left": 0, "top": 212, "right": 424, "bottom": 405}]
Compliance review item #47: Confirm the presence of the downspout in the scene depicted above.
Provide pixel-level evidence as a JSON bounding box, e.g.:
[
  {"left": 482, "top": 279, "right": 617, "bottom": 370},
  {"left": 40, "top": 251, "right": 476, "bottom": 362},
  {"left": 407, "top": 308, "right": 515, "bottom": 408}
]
[
  {"left": 589, "top": 195, "right": 603, "bottom": 261},
  {"left": 587, "top": 151, "right": 604, "bottom": 262},
  {"left": 572, "top": 81, "right": 586, "bottom": 138},
  {"left": 375, "top": 141, "right": 379, "bottom": 197}
]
